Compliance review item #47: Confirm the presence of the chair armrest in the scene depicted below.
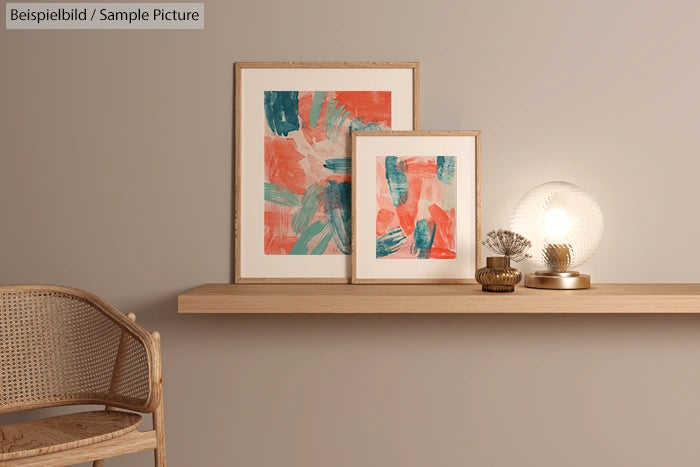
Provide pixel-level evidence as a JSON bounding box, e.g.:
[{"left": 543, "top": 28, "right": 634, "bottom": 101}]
[{"left": 69, "top": 287, "right": 163, "bottom": 413}]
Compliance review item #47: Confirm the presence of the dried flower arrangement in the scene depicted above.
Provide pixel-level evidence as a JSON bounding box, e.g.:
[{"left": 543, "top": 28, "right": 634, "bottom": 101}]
[{"left": 482, "top": 229, "right": 532, "bottom": 262}]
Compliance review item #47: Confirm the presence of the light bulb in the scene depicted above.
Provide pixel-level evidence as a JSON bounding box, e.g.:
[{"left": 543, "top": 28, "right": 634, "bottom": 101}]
[{"left": 543, "top": 209, "right": 570, "bottom": 240}]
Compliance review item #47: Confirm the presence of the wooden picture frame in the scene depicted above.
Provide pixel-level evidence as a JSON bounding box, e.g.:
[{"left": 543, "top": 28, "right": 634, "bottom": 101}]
[
  {"left": 234, "top": 62, "right": 420, "bottom": 283},
  {"left": 352, "top": 130, "right": 481, "bottom": 284}
]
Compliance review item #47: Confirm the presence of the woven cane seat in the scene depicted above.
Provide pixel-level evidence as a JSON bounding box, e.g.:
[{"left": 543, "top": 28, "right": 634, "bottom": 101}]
[{"left": 0, "top": 410, "right": 142, "bottom": 461}]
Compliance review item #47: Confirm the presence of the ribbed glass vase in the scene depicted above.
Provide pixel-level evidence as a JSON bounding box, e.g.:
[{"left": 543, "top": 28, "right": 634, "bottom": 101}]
[{"left": 475, "top": 256, "right": 522, "bottom": 293}]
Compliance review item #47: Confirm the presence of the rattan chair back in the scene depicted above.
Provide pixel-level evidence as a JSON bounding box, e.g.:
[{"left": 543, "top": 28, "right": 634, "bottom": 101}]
[{"left": 0, "top": 285, "right": 159, "bottom": 414}]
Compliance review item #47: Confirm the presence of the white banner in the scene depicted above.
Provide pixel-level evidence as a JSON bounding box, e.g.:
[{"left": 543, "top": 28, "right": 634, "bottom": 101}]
[{"left": 6, "top": 3, "right": 204, "bottom": 29}]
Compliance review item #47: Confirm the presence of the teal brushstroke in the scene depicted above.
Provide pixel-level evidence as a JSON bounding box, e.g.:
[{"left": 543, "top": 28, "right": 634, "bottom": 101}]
[
  {"left": 442, "top": 184, "right": 455, "bottom": 210},
  {"left": 376, "top": 226, "right": 407, "bottom": 258},
  {"left": 349, "top": 119, "right": 383, "bottom": 135},
  {"left": 291, "top": 183, "right": 323, "bottom": 234},
  {"left": 323, "top": 157, "right": 351, "bottom": 174},
  {"left": 310, "top": 223, "right": 334, "bottom": 255},
  {"left": 413, "top": 219, "right": 437, "bottom": 259},
  {"left": 436, "top": 156, "right": 455, "bottom": 185},
  {"left": 324, "top": 99, "right": 350, "bottom": 141},
  {"left": 309, "top": 92, "right": 326, "bottom": 127},
  {"left": 289, "top": 221, "right": 329, "bottom": 255},
  {"left": 264, "top": 183, "right": 301, "bottom": 207},
  {"left": 384, "top": 156, "right": 409, "bottom": 207},
  {"left": 264, "top": 91, "right": 300, "bottom": 136},
  {"left": 324, "top": 180, "right": 351, "bottom": 255}
]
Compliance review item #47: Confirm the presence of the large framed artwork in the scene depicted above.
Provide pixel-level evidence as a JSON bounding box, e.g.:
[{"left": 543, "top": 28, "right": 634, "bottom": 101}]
[
  {"left": 235, "top": 62, "right": 420, "bottom": 283},
  {"left": 352, "top": 131, "right": 481, "bottom": 284}
]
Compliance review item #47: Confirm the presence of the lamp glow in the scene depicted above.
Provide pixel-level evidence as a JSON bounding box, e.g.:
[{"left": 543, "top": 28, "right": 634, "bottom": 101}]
[
  {"left": 543, "top": 209, "right": 570, "bottom": 240},
  {"left": 511, "top": 181, "right": 603, "bottom": 289}
]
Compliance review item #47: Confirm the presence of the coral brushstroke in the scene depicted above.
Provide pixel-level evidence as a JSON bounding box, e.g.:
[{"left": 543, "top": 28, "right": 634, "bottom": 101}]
[
  {"left": 427, "top": 203, "right": 456, "bottom": 254},
  {"left": 264, "top": 90, "right": 392, "bottom": 255},
  {"left": 264, "top": 210, "right": 298, "bottom": 254},
  {"left": 376, "top": 209, "right": 395, "bottom": 236},
  {"left": 333, "top": 91, "right": 391, "bottom": 127},
  {"left": 376, "top": 156, "right": 456, "bottom": 259},
  {"left": 264, "top": 137, "right": 307, "bottom": 195}
]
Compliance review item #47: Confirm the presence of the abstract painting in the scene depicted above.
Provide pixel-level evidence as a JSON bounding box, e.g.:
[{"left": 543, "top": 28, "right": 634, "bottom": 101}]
[
  {"left": 352, "top": 131, "right": 481, "bottom": 284},
  {"left": 264, "top": 91, "right": 391, "bottom": 256},
  {"left": 375, "top": 155, "right": 456, "bottom": 259},
  {"left": 235, "top": 62, "right": 418, "bottom": 282}
]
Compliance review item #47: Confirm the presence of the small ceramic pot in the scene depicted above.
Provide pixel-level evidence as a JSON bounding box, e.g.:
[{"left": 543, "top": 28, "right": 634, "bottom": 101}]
[{"left": 475, "top": 256, "right": 522, "bottom": 293}]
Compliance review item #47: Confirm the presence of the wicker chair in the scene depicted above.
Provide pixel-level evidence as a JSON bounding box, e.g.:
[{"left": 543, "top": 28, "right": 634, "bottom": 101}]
[{"left": 0, "top": 285, "right": 166, "bottom": 466}]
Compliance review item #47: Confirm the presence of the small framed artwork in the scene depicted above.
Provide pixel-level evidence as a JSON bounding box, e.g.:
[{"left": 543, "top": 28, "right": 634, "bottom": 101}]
[
  {"left": 352, "top": 131, "right": 481, "bottom": 284},
  {"left": 235, "top": 62, "right": 419, "bottom": 283}
]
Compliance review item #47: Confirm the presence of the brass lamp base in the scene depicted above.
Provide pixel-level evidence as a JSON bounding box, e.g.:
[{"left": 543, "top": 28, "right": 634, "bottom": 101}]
[{"left": 524, "top": 271, "right": 590, "bottom": 289}]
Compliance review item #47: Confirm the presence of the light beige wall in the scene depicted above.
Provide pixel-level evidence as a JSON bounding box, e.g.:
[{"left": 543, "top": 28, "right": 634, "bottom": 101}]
[{"left": 3, "top": 1, "right": 700, "bottom": 466}]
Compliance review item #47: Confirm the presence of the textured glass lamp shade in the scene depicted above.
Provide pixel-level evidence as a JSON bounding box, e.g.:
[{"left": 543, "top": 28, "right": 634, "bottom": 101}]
[{"left": 511, "top": 181, "right": 603, "bottom": 289}]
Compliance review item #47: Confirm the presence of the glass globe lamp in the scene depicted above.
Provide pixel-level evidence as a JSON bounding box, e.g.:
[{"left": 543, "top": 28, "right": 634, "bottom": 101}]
[{"left": 511, "top": 181, "right": 603, "bottom": 289}]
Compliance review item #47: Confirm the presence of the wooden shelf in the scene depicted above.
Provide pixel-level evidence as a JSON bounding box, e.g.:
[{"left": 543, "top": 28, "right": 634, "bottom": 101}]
[{"left": 177, "top": 283, "right": 700, "bottom": 313}]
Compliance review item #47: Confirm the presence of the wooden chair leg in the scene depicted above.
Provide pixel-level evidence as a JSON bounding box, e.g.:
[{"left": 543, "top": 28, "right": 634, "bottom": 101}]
[
  {"left": 152, "top": 331, "right": 166, "bottom": 467},
  {"left": 153, "top": 399, "right": 166, "bottom": 466}
]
